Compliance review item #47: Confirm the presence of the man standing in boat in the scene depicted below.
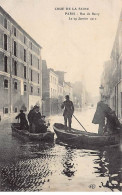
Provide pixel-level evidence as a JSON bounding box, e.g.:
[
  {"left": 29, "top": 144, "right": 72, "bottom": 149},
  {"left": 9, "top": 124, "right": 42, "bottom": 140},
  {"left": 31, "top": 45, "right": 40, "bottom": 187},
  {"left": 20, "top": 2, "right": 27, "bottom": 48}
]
[
  {"left": 61, "top": 95, "right": 74, "bottom": 130},
  {"left": 28, "top": 105, "right": 42, "bottom": 133}
]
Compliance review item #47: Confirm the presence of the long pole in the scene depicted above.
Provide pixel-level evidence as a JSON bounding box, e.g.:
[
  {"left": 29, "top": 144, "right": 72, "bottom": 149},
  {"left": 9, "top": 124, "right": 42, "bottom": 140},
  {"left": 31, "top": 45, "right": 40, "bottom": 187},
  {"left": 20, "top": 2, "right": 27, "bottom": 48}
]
[{"left": 72, "top": 114, "right": 87, "bottom": 132}]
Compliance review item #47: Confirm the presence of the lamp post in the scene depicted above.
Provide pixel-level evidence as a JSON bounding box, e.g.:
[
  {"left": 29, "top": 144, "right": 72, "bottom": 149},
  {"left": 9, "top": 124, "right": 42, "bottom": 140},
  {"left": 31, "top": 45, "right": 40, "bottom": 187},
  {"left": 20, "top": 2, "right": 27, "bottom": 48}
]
[{"left": 99, "top": 85, "right": 104, "bottom": 99}]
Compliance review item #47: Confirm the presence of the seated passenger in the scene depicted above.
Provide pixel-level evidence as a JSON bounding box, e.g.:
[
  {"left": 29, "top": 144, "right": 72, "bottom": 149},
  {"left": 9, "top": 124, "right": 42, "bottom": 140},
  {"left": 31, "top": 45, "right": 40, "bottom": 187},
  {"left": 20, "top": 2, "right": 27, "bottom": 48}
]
[
  {"left": 105, "top": 109, "right": 121, "bottom": 134},
  {"left": 37, "top": 115, "right": 48, "bottom": 133},
  {"left": 15, "top": 110, "right": 28, "bottom": 130}
]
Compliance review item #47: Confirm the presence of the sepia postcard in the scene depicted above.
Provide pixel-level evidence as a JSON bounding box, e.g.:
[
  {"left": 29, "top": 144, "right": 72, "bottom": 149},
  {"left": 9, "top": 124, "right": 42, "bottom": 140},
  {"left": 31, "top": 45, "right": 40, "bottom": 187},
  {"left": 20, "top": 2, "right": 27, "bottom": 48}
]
[{"left": 0, "top": 0, "right": 122, "bottom": 192}]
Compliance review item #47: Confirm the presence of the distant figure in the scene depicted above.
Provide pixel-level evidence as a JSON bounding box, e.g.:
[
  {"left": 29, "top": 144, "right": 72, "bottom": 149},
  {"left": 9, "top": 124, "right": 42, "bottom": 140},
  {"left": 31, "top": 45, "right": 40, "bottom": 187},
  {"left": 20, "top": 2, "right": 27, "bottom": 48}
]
[
  {"left": 61, "top": 95, "right": 74, "bottom": 130},
  {"left": 92, "top": 97, "right": 109, "bottom": 135},
  {"left": 15, "top": 110, "right": 28, "bottom": 130}
]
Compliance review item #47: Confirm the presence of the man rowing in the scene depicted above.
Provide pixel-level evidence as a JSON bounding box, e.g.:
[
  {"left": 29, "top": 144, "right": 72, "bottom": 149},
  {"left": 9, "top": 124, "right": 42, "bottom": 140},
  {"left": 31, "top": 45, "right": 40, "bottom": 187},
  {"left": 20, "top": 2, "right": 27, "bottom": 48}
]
[{"left": 61, "top": 95, "right": 74, "bottom": 130}]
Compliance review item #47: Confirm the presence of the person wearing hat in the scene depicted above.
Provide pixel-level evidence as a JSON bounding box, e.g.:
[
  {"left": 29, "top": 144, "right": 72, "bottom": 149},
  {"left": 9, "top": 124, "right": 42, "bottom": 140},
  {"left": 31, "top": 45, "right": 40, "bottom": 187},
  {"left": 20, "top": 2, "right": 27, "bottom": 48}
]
[
  {"left": 92, "top": 96, "right": 110, "bottom": 135},
  {"left": 61, "top": 95, "right": 74, "bottom": 130},
  {"left": 15, "top": 109, "right": 28, "bottom": 130},
  {"left": 29, "top": 105, "right": 42, "bottom": 133}
]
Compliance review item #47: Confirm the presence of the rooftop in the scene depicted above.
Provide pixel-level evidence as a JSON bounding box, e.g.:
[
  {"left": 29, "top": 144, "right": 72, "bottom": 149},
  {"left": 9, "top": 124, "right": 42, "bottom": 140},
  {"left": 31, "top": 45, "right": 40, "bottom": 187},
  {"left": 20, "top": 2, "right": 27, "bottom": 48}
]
[{"left": 0, "top": 6, "right": 42, "bottom": 49}]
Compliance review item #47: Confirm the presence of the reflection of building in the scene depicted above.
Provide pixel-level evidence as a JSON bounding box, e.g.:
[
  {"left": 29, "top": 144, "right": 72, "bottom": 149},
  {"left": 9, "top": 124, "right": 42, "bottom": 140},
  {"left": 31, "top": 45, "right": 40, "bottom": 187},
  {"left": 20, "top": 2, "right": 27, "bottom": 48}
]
[
  {"left": 62, "top": 148, "right": 76, "bottom": 178},
  {"left": 101, "top": 10, "right": 122, "bottom": 121},
  {"left": 0, "top": 6, "right": 42, "bottom": 119}
]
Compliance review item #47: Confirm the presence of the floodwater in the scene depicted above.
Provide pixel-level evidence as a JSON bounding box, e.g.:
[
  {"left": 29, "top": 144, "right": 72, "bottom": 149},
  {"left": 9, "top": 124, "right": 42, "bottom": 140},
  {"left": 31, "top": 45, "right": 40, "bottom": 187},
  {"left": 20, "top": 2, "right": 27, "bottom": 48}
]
[{"left": 0, "top": 108, "right": 121, "bottom": 192}]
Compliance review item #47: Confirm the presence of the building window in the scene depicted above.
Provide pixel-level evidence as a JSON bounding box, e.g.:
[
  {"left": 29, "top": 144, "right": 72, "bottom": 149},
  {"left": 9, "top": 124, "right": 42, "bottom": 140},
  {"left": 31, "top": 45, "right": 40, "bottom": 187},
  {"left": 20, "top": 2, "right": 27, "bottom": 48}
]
[
  {"left": 14, "top": 81, "right": 17, "bottom": 90},
  {"left": 38, "top": 59, "right": 39, "bottom": 69},
  {"left": 24, "top": 36, "right": 26, "bottom": 44},
  {"left": 4, "top": 56, "right": 7, "bottom": 72},
  {"left": 14, "top": 27, "right": 16, "bottom": 36},
  {"left": 14, "top": 107, "right": 18, "bottom": 113},
  {"left": 4, "top": 18, "right": 7, "bottom": 29},
  {"left": 14, "top": 41, "right": 17, "bottom": 56},
  {"left": 4, "top": 79, "right": 8, "bottom": 88},
  {"left": 51, "top": 88, "right": 52, "bottom": 97},
  {"left": 38, "top": 88, "right": 40, "bottom": 95},
  {"left": 31, "top": 42, "right": 32, "bottom": 50},
  {"left": 24, "top": 66, "right": 26, "bottom": 79},
  {"left": 4, "top": 34, "right": 7, "bottom": 50},
  {"left": 14, "top": 61, "right": 17, "bottom": 76},
  {"left": 31, "top": 54, "right": 32, "bottom": 65},
  {"left": 31, "top": 86, "right": 33, "bottom": 93},
  {"left": 38, "top": 73, "right": 39, "bottom": 84},
  {"left": 24, "top": 49, "right": 26, "bottom": 62},
  {"left": 31, "top": 69, "right": 33, "bottom": 81},
  {"left": 4, "top": 107, "right": 8, "bottom": 114},
  {"left": 24, "top": 84, "right": 27, "bottom": 91}
]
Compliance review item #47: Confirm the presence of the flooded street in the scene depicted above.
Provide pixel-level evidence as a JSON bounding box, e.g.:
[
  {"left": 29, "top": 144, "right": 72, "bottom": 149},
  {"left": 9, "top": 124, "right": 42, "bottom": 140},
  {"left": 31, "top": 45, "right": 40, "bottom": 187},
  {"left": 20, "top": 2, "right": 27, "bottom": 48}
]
[{"left": 0, "top": 108, "right": 122, "bottom": 192}]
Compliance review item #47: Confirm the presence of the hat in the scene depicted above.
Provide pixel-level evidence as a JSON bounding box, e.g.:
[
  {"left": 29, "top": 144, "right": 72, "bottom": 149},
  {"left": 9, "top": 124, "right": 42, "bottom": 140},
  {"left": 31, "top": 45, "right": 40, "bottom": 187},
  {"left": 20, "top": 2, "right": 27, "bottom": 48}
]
[
  {"left": 34, "top": 105, "right": 39, "bottom": 109},
  {"left": 65, "top": 95, "right": 69, "bottom": 99}
]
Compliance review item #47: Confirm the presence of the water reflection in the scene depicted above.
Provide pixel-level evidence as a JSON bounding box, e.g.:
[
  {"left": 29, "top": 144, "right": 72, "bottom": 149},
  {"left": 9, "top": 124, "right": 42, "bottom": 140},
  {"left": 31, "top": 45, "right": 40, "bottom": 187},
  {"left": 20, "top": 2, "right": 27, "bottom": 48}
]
[
  {"left": 62, "top": 147, "right": 76, "bottom": 178},
  {"left": 93, "top": 147, "right": 122, "bottom": 191}
]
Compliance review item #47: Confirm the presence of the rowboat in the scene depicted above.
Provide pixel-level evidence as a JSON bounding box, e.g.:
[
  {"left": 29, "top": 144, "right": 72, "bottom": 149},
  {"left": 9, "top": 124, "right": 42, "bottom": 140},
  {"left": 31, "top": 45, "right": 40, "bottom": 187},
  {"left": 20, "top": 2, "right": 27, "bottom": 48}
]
[
  {"left": 11, "top": 123, "right": 54, "bottom": 142},
  {"left": 53, "top": 123, "right": 121, "bottom": 147}
]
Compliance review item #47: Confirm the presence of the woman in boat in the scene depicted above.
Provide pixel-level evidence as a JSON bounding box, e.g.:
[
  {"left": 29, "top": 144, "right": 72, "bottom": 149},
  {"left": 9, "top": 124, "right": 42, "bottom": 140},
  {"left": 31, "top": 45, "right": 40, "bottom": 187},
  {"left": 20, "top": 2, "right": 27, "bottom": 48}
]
[{"left": 15, "top": 110, "right": 28, "bottom": 130}]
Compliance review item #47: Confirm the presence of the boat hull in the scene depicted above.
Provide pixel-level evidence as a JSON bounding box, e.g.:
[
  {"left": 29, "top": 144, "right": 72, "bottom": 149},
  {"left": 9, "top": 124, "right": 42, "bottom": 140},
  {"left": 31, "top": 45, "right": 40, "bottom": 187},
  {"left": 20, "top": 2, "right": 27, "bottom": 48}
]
[
  {"left": 53, "top": 123, "right": 120, "bottom": 147},
  {"left": 11, "top": 123, "right": 54, "bottom": 142}
]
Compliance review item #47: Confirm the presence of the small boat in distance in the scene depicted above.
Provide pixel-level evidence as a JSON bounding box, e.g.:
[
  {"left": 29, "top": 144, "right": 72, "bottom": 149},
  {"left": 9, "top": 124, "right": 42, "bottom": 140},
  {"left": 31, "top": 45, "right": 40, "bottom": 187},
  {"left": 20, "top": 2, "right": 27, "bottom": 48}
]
[
  {"left": 53, "top": 123, "right": 120, "bottom": 147},
  {"left": 11, "top": 123, "right": 54, "bottom": 142}
]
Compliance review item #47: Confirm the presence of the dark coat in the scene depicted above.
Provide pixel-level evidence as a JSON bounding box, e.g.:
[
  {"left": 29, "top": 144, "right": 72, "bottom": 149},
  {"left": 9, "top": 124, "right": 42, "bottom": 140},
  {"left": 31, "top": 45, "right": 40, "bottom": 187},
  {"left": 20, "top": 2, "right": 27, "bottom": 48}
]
[
  {"left": 28, "top": 109, "right": 34, "bottom": 124},
  {"left": 61, "top": 100, "right": 74, "bottom": 117},
  {"left": 32, "top": 112, "right": 42, "bottom": 125},
  {"left": 16, "top": 112, "right": 28, "bottom": 130},
  {"left": 92, "top": 101, "right": 109, "bottom": 125}
]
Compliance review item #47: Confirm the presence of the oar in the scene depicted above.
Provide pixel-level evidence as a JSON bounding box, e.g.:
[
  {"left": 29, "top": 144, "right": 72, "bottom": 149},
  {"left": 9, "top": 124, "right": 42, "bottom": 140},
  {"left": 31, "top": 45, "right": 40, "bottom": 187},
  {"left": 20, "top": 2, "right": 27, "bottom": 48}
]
[
  {"left": 72, "top": 114, "right": 87, "bottom": 132},
  {"left": 61, "top": 103, "right": 87, "bottom": 132}
]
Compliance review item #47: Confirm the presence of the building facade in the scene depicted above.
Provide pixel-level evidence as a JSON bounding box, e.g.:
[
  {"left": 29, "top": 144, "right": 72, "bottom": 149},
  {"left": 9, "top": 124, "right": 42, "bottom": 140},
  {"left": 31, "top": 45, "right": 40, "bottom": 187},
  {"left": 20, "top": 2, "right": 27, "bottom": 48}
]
[
  {"left": 63, "top": 82, "right": 73, "bottom": 100},
  {"left": 0, "top": 6, "right": 42, "bottom": 119},
  {"left": 101, "top": 10, "right": 122, "bottom": 121},
  {"left": 42, "top": 61, "right": 74, "bottom": 115},
  {"left": 42, "top": 60, "right": 59, "bottom": 115}
]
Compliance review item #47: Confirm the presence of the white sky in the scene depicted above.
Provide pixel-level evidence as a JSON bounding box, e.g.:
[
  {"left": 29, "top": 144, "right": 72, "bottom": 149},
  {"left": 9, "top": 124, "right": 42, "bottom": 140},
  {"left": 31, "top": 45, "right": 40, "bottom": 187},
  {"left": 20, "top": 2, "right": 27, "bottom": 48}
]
[{"left": 0, "top": 0, "right": 122, "bottom": 96}]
